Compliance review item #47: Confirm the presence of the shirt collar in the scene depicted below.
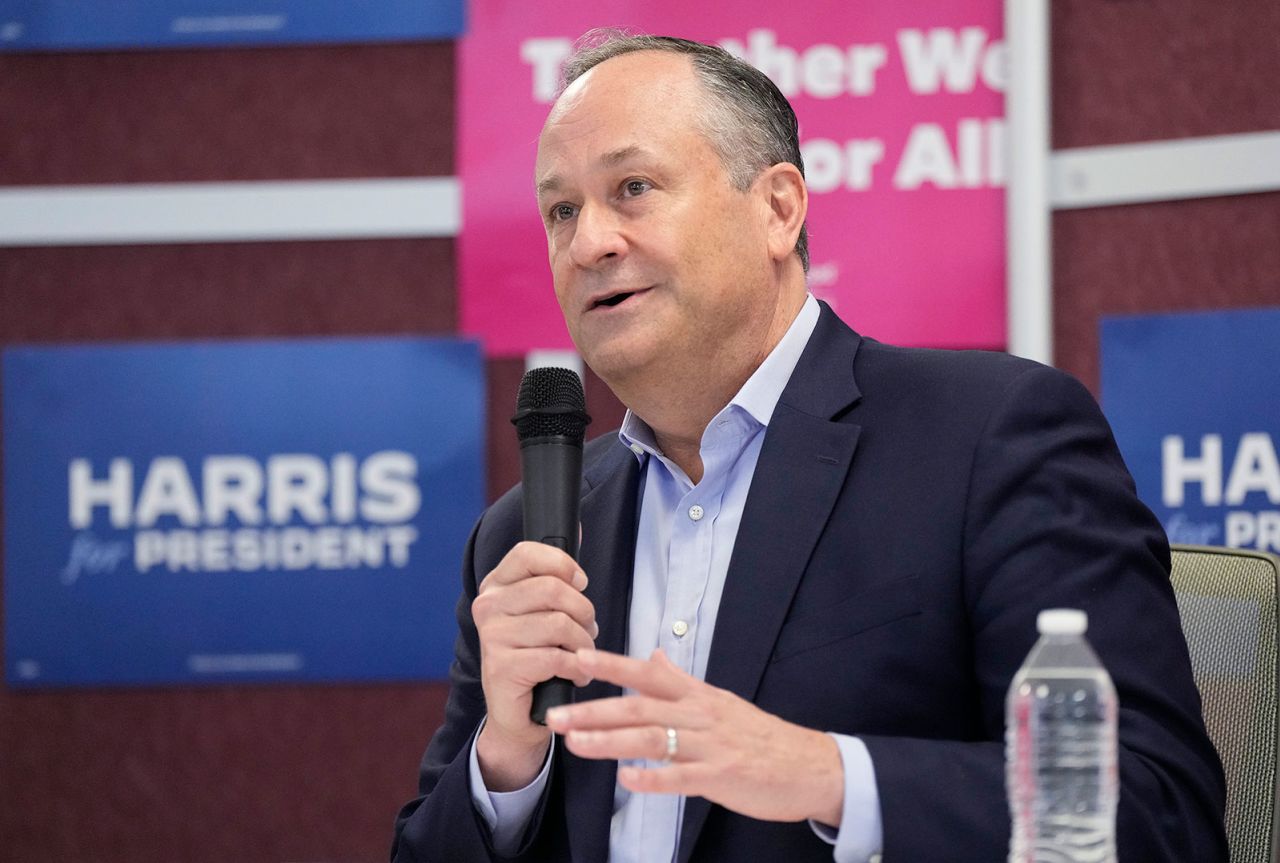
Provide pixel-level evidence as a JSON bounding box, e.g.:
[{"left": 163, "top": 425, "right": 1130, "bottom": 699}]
[{"left": 618, "top": 293, "right": 821, "bottom": 461}]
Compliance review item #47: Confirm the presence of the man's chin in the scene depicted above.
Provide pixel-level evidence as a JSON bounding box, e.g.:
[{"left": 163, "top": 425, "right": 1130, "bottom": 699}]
[{"left": 578, "top": 340, "right": 661, "bottom": 393}]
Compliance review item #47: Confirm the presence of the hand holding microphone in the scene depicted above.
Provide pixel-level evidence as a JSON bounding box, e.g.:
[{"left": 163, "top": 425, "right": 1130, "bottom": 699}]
[{"left": 471, "top": 368, "right": 593, "bottom": 791}]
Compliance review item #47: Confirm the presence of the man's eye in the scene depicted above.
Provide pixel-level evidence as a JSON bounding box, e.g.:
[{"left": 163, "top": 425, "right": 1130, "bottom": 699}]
[
  {"left": 550, "top": 204, "right": 577, "bottom": 222},
  {"left": 622, "top": 179, "right": 651, "bottom": 197}
]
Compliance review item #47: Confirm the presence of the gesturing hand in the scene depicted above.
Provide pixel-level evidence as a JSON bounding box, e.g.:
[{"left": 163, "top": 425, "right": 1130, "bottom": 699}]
[{"left": 546, "top": 648, "right": 845, "bottom": 826}]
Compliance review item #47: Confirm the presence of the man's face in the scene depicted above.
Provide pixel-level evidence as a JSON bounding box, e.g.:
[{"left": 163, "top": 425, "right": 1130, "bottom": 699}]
[{"left": 534, "top": 51, "right": 779, "bottom": 391}]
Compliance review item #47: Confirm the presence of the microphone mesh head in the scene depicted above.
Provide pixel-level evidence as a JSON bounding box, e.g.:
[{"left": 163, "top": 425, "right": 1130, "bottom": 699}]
[{"left": 513, "top": 367, "right": 591, "bottom": 442}]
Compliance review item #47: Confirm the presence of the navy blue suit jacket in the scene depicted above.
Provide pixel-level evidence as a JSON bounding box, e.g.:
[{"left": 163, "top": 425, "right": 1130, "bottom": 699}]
[{"left": 393, "top": 305, "right": 1226, "bottom": 862}]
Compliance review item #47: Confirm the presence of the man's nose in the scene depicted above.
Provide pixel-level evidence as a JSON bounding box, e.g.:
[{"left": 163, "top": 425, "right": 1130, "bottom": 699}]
[{"left": 568, "top": 203, "right": 626, "bottom": 269}]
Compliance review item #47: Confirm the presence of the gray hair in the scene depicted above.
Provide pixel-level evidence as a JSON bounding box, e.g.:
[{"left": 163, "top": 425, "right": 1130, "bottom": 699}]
[{"left": 561, "top": 31, "right": 810, "bottom": 272}]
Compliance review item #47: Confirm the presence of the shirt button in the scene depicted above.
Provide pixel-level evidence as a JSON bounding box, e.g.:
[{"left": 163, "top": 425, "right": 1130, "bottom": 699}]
[
  {"left": 672, "top": 620, "right": 689, "bottom": 637},
  {"left": 629, "top": 443, "right": 645, "bottom": 455},
  {"left": 869, "top": 855, "right": 882, "bottom": 863},
  {"left": 688, "top": 504, "right": 704, "bottom": 521}
]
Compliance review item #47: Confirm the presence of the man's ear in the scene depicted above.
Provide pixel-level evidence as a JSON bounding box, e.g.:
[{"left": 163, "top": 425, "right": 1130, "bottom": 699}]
[{"left": 760, "top": 162, "right": 808, "bottom": 264}]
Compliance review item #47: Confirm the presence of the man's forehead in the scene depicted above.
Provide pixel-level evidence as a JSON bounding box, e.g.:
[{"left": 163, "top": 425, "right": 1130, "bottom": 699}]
[
  {"left": 535, "top": 51, "right": 702, "bottom": 177},
  {"left": 550, "top": 49, "right": 699, "bottom": 120}
]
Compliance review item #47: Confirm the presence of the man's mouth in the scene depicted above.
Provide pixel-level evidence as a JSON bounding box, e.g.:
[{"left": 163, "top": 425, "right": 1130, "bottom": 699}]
[
  {"left": 595, "top": 292, "right": 633, "bottom": 308},
  {"left": 590, "top": 288, "right": 648, "bottom": 309}
]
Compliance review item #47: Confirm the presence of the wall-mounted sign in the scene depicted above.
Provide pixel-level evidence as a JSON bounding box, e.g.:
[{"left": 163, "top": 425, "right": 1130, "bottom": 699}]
[
  {"left": 1102, "top": 307, "right": 1280, "bottom": 555},
  {"left": 459, "top": 0, "right": 1006, "bottom": 356},
  {"left": 0, "top": 0, "right": 464, "bottom": 52},
  {"left": 3, "top": 337, "right": 484, "bottom": 688}
]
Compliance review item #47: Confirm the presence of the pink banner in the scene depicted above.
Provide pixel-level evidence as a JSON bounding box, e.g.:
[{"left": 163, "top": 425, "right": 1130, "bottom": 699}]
[{"left": 460, "top": 1, "right": 1005, "bottom": 356}]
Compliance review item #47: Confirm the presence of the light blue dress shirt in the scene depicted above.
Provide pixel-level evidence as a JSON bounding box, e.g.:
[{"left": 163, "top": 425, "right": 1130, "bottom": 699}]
[{"left": 469, "top": 294, "right": 883, "bottom": 862}]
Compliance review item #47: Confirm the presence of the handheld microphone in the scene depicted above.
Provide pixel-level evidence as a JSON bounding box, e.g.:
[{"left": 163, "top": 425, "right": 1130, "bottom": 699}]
[{"left": 511, "top": 366, "right": 592, "bottom": 725}]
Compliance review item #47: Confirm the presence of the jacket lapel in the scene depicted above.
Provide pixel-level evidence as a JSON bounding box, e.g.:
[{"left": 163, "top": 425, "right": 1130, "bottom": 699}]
[
  {"left": 562, "top": 442, "right": 640, "bottom": 863},
  {"left": 678, "top": 304, "right": 864, "bottom": 862}
]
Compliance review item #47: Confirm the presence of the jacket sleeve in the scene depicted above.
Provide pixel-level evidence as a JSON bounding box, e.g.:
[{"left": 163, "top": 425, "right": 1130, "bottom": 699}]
[
  {"left": 390, "top": 512, "right": 555, "bottom": 862},
  {"left": 860, "top": 364, "right": 1227, "bottom": 862}
]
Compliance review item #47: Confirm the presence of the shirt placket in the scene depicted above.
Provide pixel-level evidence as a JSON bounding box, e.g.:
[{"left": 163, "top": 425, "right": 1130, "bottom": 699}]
[
  {"left": 661, "top": 481, "right": 721, "bottom": 670},
  {"left": 638, "top": 425, "right": 740, "bottom": 863}
]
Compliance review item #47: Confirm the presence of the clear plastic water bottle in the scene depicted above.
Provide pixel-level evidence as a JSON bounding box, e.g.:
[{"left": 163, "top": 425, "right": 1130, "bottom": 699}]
[{"left": 1006, "top": 609, "right": 1118, "bottom": 863}]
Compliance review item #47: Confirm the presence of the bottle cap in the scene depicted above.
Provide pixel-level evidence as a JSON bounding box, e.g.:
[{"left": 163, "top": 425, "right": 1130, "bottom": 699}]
[{"left": 1037, "top": 608, "right": 1087, "bottom": 635}]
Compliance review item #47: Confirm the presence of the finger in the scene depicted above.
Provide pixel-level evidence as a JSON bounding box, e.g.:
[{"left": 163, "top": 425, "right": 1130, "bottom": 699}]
[
  {"left": 480, "top": 541, "right": 587, "bottom": 590},
  {"left": 489, "top": 646, "right": 592, "bottom": 689},
  {"left": 575, "top": 648, "right": 691, "bottom": 700},
  {"left": 545, "top": 693, "right": 706, "bottom": 732},
  {"left": 473, "top": 576, "right": 597, "bottom": 636},
  {"left": 651, "top": 647, "right": 679, "bottom": 670},
  {"left": 491, "top": 610, "right": 597, "bottom": 654},
  {"left": 564, "top": 726, "right": 700, "bottom": 763},
  {"left": 617, "top": 762, "right": 708, "bottom": 796},
  {"left": 474, "top": 577, "right": 597, "bottom": 636}
]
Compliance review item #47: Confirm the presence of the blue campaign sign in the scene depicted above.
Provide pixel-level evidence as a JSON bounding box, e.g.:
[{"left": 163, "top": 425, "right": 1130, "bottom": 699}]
[
  {"left": 3, "top": 337, "right": 484, "bottom": 688},
  {"left": 1101, "top": 307, "right": 1280, "bottom": 555},
  {"left": 0, "top": 0, "right": 464, "bottom": 52}
]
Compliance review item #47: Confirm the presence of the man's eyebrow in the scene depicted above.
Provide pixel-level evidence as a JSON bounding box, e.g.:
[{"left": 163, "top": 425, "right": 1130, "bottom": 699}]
[
  {"left": 536, "top": 174, "right": 563, "bottom": 198},
  {"left": 535, "top": 145, "right": 653, "bottom": 198},
  {"left": 601, "top": 144, "right": 646, "bottom": 166}
]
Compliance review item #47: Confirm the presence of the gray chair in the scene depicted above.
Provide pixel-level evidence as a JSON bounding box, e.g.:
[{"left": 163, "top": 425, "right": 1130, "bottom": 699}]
[{"left": 1170, "top": 544, "right": 1280, "bottom": 863}]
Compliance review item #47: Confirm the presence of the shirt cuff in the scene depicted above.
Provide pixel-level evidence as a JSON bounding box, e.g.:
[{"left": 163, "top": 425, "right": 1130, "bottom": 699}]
[
  {"left": 467, "top": 717, "right": 555, "bottom": 856},
  {"left": 808, "top": 733, "right": 884, "bottom": 863}
]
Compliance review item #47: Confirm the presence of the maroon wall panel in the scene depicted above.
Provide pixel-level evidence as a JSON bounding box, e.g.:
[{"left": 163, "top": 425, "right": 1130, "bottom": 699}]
[
  {"left": 1050, "top": 0, "right": 1280, "bottom": 390},
  {"left": 1052, "top": 0, "right": 1280, "bottom": 149},
  {"left": 0, "top": 239, "right": 455, "bottom": 342},
  {"left": 0, "top": 43, "right": 454, "bottom": 185},
  {"left": 1, "top": 684, "right": 445, "bottom": 861},
  {"left": 1054, "top": 193, "right": 1280, "bottom": 393}
]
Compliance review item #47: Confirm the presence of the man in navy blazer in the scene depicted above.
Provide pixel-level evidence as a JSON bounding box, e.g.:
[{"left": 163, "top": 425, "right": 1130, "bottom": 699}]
[{"left": 393, "top": 34, "right": 1225, "bottom": 862}]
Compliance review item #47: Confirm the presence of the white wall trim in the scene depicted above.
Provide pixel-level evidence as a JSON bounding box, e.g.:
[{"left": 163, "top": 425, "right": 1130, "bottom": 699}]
[
  {"left": 1050, "top": 131, "right": 1280, "bottom": 210},
  {"left": 1004, "top": 0, "right": 1054, "bottom": 365},
  {"left": 525, "top": 350, "right": 584, "bottom": 381},
  {"left": 0, "top": 177, "right": 460, "bottom": 246}
]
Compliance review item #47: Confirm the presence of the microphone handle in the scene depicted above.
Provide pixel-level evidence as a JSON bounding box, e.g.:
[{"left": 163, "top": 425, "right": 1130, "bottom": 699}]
[
  {"left": 530, "top": 668, "right": 572, "bottom": 725},
  {"left": 521, "top": 439, "right": 583, "bottom": 725}
]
